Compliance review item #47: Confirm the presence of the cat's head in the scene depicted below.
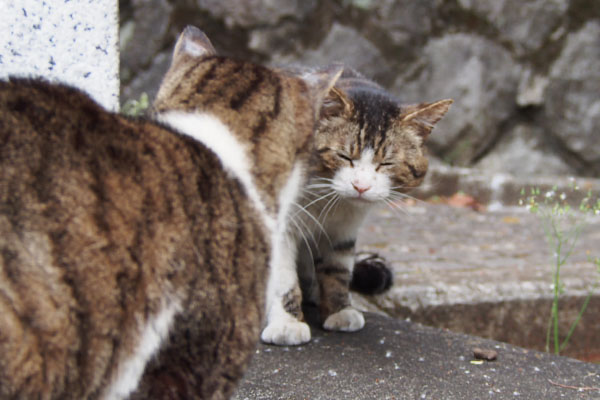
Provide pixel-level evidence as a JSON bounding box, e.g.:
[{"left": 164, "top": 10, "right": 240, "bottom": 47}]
[
  {"left": 312, "top": 82, "right": 452, "bottom": 205},
  {"left": 153, "top": 26, "right": 341, "bottom": 214}
]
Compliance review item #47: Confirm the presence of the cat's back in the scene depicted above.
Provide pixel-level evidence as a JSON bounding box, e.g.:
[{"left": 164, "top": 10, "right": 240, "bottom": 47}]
[
  {"left": 0, "top": 77, "right": 118, "bottom": 142},
  {"left": 1, "top": 77, "right": 141, "bottom": 181},
  {"left": 0, "top": 78, "right": 219, "bottom": 400}
]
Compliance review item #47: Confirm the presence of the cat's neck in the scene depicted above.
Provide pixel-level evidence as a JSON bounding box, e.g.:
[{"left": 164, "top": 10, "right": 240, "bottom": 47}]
[{"left": 157, "top": 110, "right": 277, "bottom": 232}]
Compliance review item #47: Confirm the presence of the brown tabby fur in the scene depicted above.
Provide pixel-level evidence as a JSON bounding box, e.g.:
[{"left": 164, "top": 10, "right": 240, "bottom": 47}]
[
  {"left": 307, "top": 75, "right": 452, "bottom": 323},
  {"left": 0, "top": 26, "right": 335, "bottom": 400},
  {"left": 295, "top": 66, "right": 451, "bottom": 331}
]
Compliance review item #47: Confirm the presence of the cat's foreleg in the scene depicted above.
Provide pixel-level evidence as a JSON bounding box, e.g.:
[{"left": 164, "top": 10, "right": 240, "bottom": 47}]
[
  {"left": 317, "top": 240, "right": 365, "bottom": 332},
  {"left": 261, "top": 234, "right": 311, "bottom": 345}
]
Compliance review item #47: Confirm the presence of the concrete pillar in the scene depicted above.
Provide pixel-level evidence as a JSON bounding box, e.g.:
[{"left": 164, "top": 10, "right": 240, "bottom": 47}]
[{"left": 0, "top": 0, "right": 120, "bottom": 111}]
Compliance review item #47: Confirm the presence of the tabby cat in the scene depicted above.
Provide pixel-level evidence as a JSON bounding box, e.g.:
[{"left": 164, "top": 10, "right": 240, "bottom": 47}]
[
  {"left": 262, "top": 66, "right": 452, "bottom": 345},
  {"left": 0, "top": 26, "right": 339, "bottom": 399}
]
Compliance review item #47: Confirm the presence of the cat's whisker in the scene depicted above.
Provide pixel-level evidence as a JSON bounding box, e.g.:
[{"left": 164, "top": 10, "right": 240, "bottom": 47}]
[
  {"left": 387, "top": 197, "right": 410, "bottom": 212},
  {"left": 310, "top": 182, "right": 334, "bottom": 189},
  {"left": 294, "top": 212, "right": 319, "bottom": 245},
  {"left": 301, "top": 187, "right": 326, "bottom": 199},
  {"left": 293, "top": 189, "right": 336, "bottom": 245},
  {"left": 291, "top": 201, "right": 331, "bottom": 245},
  {"left": 317, "top": 193, "right": 340, "bottom": 225},
  {"left": 306, "top": 180, "right": 333, "bottom": 187},
  {"left": 330, "top": 194, "right": 343, "bottom": 216},
  {"left": 388, "top": 189, "right": 427, "bottom": 205},
  {"left": 382, "top": 198, "right": 408, "bottom": 219},
  {"left": 305, "top": 182, "right": 333, "bottom": 187},
  {"left": 385, "top": 197, "right": 416, "bottom": 213},
  {"left": 310, "top": 177, "right": 335, "bottom": 183},
  {"left": 314, "top": 194, "right": 340, "bottom": 243},
  {"left": 305, "top": 184, "right": 334, "bottom": 191},
  {"left": 296, "top": 190, "right": 337, "bottom": 216},
  {"left": 288, "top": 217, "right": 316, "bottom": 265}
]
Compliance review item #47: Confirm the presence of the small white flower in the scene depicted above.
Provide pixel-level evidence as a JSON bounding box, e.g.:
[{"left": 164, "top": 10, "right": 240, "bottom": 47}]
[
  {"left": 560, "top": 193, "right": 567, "bottom": 201},
  {"left": 545, "top": 191, "right": 555, "bottom": 198}
]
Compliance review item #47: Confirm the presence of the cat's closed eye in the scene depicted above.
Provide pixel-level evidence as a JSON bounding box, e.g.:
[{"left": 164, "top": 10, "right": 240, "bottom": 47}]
[
  {"left": 376, "top": 162, "right": 394, "bottom": 171},
  {"left": 337, "top": 152, "right": 354, "bottom": 166}
]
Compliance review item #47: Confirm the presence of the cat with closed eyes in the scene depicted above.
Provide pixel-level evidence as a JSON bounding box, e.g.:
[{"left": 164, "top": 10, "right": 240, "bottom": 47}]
[
  {"left": 262, "top": 65, "right": 452, "bottom": 346},
  {"left": 0, "top": 26, "right": 339, "bottom": 399}
]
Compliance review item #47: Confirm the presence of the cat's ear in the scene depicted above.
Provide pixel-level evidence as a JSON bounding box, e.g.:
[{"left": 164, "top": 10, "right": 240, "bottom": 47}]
[
  {"left": 172, "top": 26, "right": 217, "bottom": 62},
  {"left": 301, "top": 64, "right": 345, "bottom": 119},
  {"left": 399, "top": 99, "right": 453, "bottom": 137},
  {"left": 320, "top": 87, "right": 353, "bottom": 119}
]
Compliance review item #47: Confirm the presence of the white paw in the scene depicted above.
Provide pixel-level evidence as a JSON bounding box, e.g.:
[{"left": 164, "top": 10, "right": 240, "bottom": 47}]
[
  {"left": 323, "top": 307, "right": 365, "bottom": 332},
  {"left": 261, "top": 320, "right": 311, "bottom": 346}
]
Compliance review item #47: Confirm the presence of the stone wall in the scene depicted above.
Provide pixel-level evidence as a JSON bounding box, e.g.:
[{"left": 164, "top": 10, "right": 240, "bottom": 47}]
[{"left": 120, "top": 0, "right": 600, "bottom": 177}]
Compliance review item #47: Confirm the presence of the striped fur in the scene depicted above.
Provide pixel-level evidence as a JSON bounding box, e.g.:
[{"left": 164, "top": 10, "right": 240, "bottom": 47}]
[
  {"left": 263, "top": 64, "right": 452, "bottom": 345},
  {"left": 0, "top": 26, "right": 338, "bottom": 400}
]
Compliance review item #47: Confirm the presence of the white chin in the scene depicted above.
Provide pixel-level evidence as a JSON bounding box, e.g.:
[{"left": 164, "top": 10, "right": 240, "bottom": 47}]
[{"left": 346, "top": 196, "right": 377, "bottom": 205}]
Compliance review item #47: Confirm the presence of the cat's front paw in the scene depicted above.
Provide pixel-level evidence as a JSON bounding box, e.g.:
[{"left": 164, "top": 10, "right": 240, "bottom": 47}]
[
  {"left": 323, "top": 307, "right": 365, "bottom": 332},
  {"left": 261, "top": 320, "right": 311, "bottom": 346}
]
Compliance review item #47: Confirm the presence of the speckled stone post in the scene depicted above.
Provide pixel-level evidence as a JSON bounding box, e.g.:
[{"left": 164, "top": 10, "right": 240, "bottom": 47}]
[{"left": 0, "top": 0, "right": 119, "bottom": 111}]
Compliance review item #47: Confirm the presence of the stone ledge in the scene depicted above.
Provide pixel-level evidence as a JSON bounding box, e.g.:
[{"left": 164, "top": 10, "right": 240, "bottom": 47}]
[{"left": 414, "top": 163, "right": 600, "bottom": 208}]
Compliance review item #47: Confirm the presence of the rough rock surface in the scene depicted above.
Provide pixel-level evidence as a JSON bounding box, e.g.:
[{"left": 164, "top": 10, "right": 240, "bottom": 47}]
[{"left": 119, "top": 0, "right": 600, "bottom": 176}]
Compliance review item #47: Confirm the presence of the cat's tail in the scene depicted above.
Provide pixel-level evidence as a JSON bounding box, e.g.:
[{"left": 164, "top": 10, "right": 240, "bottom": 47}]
[{"left": 350, "top": 252, "right": 393, "bottom": 295}]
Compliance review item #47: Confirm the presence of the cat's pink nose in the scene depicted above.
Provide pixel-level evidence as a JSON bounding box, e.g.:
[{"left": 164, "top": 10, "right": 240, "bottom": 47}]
[{"left": 352, "top": 182, "right": 371, "bottom": 194}]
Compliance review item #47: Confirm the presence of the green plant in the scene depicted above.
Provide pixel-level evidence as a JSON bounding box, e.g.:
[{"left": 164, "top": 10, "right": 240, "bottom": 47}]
[
  {"left": 121, "top": 92, "right": 149, "bottom": 117},
  {"left": 520, "top": 182, "right": 600, "bottom": 355}
]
